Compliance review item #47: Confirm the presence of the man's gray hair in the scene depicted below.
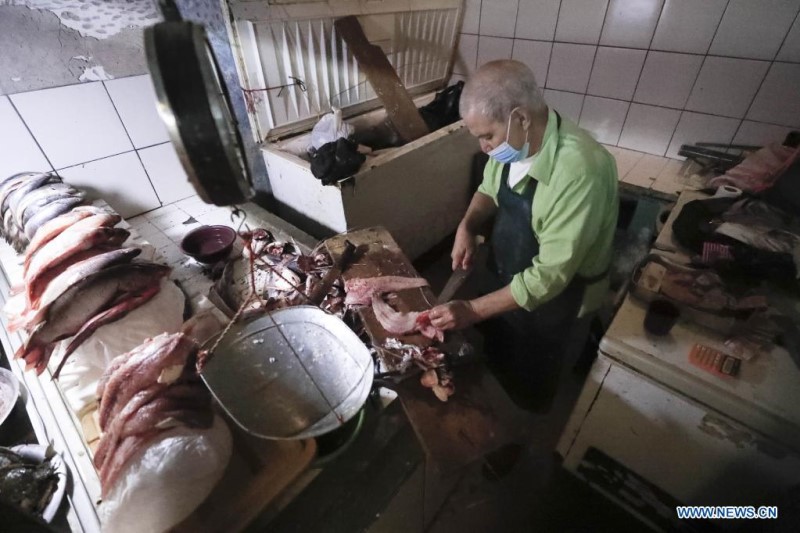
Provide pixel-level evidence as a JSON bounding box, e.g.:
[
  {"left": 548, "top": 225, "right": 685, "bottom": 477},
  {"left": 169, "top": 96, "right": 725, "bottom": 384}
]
[{"left": 459, "top": 60, "right": 547, "bottom": 123}]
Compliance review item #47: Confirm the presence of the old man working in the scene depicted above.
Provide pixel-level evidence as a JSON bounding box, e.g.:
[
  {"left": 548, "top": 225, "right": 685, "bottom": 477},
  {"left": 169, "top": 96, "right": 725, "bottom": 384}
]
[{"left": 428, "top": 60, "right": 619, "bottom": 411}]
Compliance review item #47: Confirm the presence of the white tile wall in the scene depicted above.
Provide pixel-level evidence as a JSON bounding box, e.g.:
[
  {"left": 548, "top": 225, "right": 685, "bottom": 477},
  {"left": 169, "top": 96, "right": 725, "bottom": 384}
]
[
  {"left": 511, "top": 39, "right": 551, "bottom": 86},
  {"left": 665, "top": 112, "right": 740, "bottom": 159},
  {"left": 457, "top": 0, "right": 800, "bottom": 160},
  {"left": 547, "top": 43, "right": 596, "bottom": 93},
  {"left": 57, "top": 152, "right": 160, "bottom": 219},
  {"left": 747, "top": 62, "right": 800, "bottom": 128},
  {"left": 138, "top": 143, "right": 195, "bottom": 205},
  {"left": 515, "top": 0, "right": 560, "bottom": 41},
  {"left": 778, "top": 16, "right": 800, "bottom": 62},
  {"left": 686, "top": 57, "right": 770, "bottom": 118},
  {"left": 462, "top": 0, "right": 481, "bottom": 34},
  {"left": 600, "top": 0, "right": 664, "bottom": 49},
  {"left": 633, "top": 52, "right": 703, "bottom": 109},
  {"left": 0, "top": 97, "right": 52, "bottom": 179},
  {"left": 578, "top": 96, "right": 628, "bottom": 145},
  {"left": 587, "top": 47, "right": 646, "bottom": 100},
  {"left": 618, "top": 103, "right": 680, "bottom": 155},
  {"left": 104, "top": 75, "right": 170, "bottom": 149},
  {"left": 709, "top": 0, "right": 800, "bottom": 60},
  {"left": 10, "top": 82, "right": 133, "bottom": 170},
  {"left": 1, "top": 74, "right": 196, "bottom": 219},
  {"left": 650, "top": 0, "right": 728, "bottom": 54},
  {"left": 477, "top": 36, "right": 514, "bottom": 65},
  {"left": 479, "top": 0, "right": 519, "bottom": 38},
  {"left": 543, "top": 89, "right": 583, "bottom": 123},
  {"left": 554, "top": 0, "right": 608, "bottom": 45},
  {"left": 733, "top": 121, "right": 795, "bottom": 147},
  {"left": 454, "top": 34, "right": 479, "bottom": 75}
]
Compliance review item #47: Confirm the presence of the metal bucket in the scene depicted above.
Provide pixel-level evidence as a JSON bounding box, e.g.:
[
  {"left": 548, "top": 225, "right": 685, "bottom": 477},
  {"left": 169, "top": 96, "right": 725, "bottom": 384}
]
[{"left": 201, "top": 306, "right": 373, "bottom": 440}]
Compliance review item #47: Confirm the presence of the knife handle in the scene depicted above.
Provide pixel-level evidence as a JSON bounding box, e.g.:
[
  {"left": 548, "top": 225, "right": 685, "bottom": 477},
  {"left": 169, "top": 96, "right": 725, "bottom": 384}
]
[{"left": 308, "top": 240, "right": 357, "bottom": 306}]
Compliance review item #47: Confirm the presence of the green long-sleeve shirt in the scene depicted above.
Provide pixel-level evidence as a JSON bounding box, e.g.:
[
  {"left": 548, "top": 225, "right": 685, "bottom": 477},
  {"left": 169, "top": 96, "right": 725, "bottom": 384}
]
[{"left": 477, "top": 107, "right": 618, "bottom": 316}]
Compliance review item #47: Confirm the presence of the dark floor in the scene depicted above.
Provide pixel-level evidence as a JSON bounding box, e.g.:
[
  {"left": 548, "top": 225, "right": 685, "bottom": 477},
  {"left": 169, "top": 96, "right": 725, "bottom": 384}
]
[{"left": 414, "top": 246, "right": 646, "bottom": 533}]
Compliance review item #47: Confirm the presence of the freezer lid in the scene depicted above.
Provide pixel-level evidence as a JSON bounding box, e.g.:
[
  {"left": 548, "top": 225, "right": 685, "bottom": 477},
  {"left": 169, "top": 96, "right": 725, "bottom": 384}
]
[
  {"left": 228, "top": 0, "right": 466, "bottom": 141},
  {"left": 145, "top": 18, "right": 254, "bottom": 206}
]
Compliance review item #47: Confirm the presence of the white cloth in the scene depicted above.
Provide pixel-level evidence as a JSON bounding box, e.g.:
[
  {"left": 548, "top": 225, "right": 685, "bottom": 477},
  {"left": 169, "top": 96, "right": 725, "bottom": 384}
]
[{"left": 508, "top": 152, "right": 538, "bottom": 189}]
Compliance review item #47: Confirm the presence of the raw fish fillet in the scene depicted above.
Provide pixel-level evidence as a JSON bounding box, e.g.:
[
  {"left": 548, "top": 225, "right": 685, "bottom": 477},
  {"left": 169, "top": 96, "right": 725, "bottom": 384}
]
[
  {"left": 371, "top": 294, "right": 444, "bottom": 342},
  {"left": 344, "top": 276, "right": 429, "bottom": 305}
]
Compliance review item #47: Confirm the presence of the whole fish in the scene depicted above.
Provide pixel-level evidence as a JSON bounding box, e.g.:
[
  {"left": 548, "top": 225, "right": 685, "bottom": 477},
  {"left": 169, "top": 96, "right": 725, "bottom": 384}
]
[
  {"left": 26, "top": 227, "right": 130, "bottom": 306},
  {"left": 0, "top": 172, "right": 44, "bottom": 218},
  {"left": 15, "top": 183, "right": 81, "bottom": 227},
  {"left": 24, "top": 212, "right": 122, "bottom": 279},
  {"left": 23, "top": 197, "right": 87, "bottom": 241},
  {"left": 6, "top": 247, "right": 141, "bottom": 332},
  {"left": 24, "top": 206, "right": 109, "bottom": 265},
  {"left": 5, "top": 173, "right": 60, "bottom": 218},
  {"left": 20, "top": 193, "right": 84, "bottom": 231},
  {"left": 16, "top": 263, "right": 171, "bottom": 374}
]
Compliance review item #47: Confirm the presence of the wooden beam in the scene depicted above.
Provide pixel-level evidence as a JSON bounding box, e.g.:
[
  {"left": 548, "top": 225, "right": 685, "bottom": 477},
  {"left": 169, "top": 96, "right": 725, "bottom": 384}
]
[{"left": 334, "top": 15, "right": 430, "bottom": 143}]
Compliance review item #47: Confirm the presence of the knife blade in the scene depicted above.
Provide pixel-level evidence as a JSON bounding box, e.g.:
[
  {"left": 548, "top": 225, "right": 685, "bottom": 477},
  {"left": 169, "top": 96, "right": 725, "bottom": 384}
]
[{"left": 436, "top": 266, "right": 473, "bottom": 305}]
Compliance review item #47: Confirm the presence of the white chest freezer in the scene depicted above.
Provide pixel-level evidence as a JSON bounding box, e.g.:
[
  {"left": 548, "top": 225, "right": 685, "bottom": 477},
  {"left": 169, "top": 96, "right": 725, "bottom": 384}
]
[{"left": 225, "top": 0, "right": 479, "bottom": 259}]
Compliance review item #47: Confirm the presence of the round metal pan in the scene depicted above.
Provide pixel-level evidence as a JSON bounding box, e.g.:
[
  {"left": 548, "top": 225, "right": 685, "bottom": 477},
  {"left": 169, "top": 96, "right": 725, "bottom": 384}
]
[{"left": 200, "top": 306, "right": 374, "bottom": 440}]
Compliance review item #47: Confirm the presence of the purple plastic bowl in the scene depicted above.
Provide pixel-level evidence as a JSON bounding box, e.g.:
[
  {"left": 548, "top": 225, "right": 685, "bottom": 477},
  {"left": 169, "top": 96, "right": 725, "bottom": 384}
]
[{"left": 180, "top": 225, "right": 237, "bottom": 264}]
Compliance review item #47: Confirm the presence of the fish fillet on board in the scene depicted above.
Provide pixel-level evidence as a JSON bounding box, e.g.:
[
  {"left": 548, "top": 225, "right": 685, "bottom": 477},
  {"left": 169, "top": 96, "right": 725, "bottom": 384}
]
[
  {"left": 23, "top": 196, "right": 87, "bottom": 241},
  {"left": 343, "top": 275, "right": 429, "bottom": 305},
  {"left": 371, "top": 294, "right": 444, "bottom": 342}
]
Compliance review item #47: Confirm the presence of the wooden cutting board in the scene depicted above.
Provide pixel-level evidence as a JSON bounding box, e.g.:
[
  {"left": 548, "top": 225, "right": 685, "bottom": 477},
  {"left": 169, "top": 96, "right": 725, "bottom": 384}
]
[{"left": 326, "top": 227, "right": 524, "bottom": 473}]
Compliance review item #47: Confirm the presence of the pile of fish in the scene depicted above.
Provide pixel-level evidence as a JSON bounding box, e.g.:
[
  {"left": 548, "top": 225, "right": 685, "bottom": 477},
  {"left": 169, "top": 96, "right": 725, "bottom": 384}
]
[
  {"left": 0, "top": 171, "right": 86, "bottom": 253},
  {"left": 217, "top": 229, "right": 345, "bottom": 319},
  {"left": 94, "top": 332, "right": 212, "bottom": 497},
  {"left": 0, "top": 447, "right": 59, "bottom": 517},
  {"left": 3, "top": 206, "right": 171, "bottom": 376}
]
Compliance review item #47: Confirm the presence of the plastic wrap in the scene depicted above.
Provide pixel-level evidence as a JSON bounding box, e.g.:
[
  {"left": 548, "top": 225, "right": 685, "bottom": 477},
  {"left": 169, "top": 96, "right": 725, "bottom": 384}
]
[{"left": 99, "top": 415, "right": 233, "bottom": 533}]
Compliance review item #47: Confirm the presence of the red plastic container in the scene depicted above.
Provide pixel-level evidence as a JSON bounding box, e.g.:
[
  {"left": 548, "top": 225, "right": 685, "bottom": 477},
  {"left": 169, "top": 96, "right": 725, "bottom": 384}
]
[{"left": 180, "top": 225, "right": 237, "bottom": 264}]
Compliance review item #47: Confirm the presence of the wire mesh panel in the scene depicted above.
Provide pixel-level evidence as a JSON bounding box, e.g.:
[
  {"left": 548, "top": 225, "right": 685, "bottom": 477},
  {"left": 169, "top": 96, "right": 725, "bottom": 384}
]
[{"left": 232, "top": 5, "right": 461, "bottom": 140}]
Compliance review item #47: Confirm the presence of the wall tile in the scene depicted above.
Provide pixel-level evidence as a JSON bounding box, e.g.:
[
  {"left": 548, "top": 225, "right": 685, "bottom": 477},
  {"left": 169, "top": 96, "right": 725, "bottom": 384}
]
[
  {"left": 57, "top": 152, "right": 161, "bottom": 219},
  {"left": 578, "top": 96, "right": 629, "bottom": 144},
  {"left": 479, "top": 0, "right": 519, "bottom": 38},
  {"left": 665, "top": 112, "right": 740, "bottom": 159},
  {"left": 546, "top": 43, "right": 596, "bottom": 93},
  {"left": 777, "top": 16, "right": 800, "bottom": 62},
  {"left": 511, "top": 39, "right": 552, "bottom": 87},
  {"left": 104, "top": 75, "right": 169, "bottom": 150},
  {"left": 587, "top": 47, "right": 646, "bottom": 100},
  {"left": 543, "top": 89, "right": 584, "bottom": 123},
  {"left": 623, "top": 153, "right": 669, "bottom": 188},
  {"left": 651, "top": 0, "right": 728, "bottom": 54},
  {"left": 747, "top": 62, "right": 800, "bottom": 127},
  {"left": 709, "top": 0, "right": 800, "bottom": 60},
  {"left": 515, "top": 0, "right": 560, "bottom": 41},
  {"left": 0, "top": 97, "right": 52, "bottom": 179},
  {"left": 618, "top": 103, "right": 681, "bottom": 156},
  {"left": 477, "top": 36, "right": 514, "bottom": 66},
  {"left": 10, "top": 83, "right": 133, "bottom": 170},
  {"left": 600, "top": 0, "right": 664, "bottom": 48},
  {"left": 604, "top": 145, "right": 644, "bottom": 179},
  {"left": 634, "top": 52, "right": 703, "bottom": 109},
  {"left": 733, "top": 121, "right": 796, "bottom": 146},
  {"left": 138, "top": 143, "right": 195, "bottom": 205},
  {"left": 685, "top": 57, "right": 769, "bottom": 118},
  {"left": 454, "top": 34, "right": 479, "bottom": 75},
  {"left": 462, "top": 0, "right": 481, "bottom": 34},
  {"left": 554, "top": 0, "right": 608, "bottom": 45}
]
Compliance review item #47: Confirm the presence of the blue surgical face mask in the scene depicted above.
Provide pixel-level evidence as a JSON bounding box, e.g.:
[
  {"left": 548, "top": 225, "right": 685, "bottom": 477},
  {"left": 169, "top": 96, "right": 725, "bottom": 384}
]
[{"left": 488, "top": 108, "right": 529, "bottom": 164}]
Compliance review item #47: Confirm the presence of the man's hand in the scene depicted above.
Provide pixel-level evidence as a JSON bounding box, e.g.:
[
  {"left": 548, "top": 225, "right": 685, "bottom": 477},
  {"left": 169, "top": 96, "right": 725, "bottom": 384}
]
[
  {"left": 428, "top": 300, "right": 481, "bottom": 331},
  {"left": 451, "top": 225, "right": 477, "bottom": 271}
]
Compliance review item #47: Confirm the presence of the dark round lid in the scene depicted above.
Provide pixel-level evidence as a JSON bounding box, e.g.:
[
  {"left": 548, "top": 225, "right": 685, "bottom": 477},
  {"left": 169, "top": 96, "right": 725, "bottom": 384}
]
[{"left": 145, "top": 20, "right": 253, "bottom": 206}]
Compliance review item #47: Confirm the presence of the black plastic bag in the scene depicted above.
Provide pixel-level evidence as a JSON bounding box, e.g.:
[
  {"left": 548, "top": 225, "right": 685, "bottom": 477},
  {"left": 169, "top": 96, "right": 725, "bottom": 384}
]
[
  {"left": 310, "top": 138, "right": 366, "bottom": 186},
  {"left": 419, "top": 81, "right": 464, "bottom": 131}
]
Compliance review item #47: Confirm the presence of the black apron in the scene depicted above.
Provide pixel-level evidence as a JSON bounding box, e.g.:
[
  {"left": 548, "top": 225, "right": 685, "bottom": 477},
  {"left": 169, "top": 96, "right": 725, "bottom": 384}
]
[{"left": 482, "top": 112, "right": 605, "bottom": 412}]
